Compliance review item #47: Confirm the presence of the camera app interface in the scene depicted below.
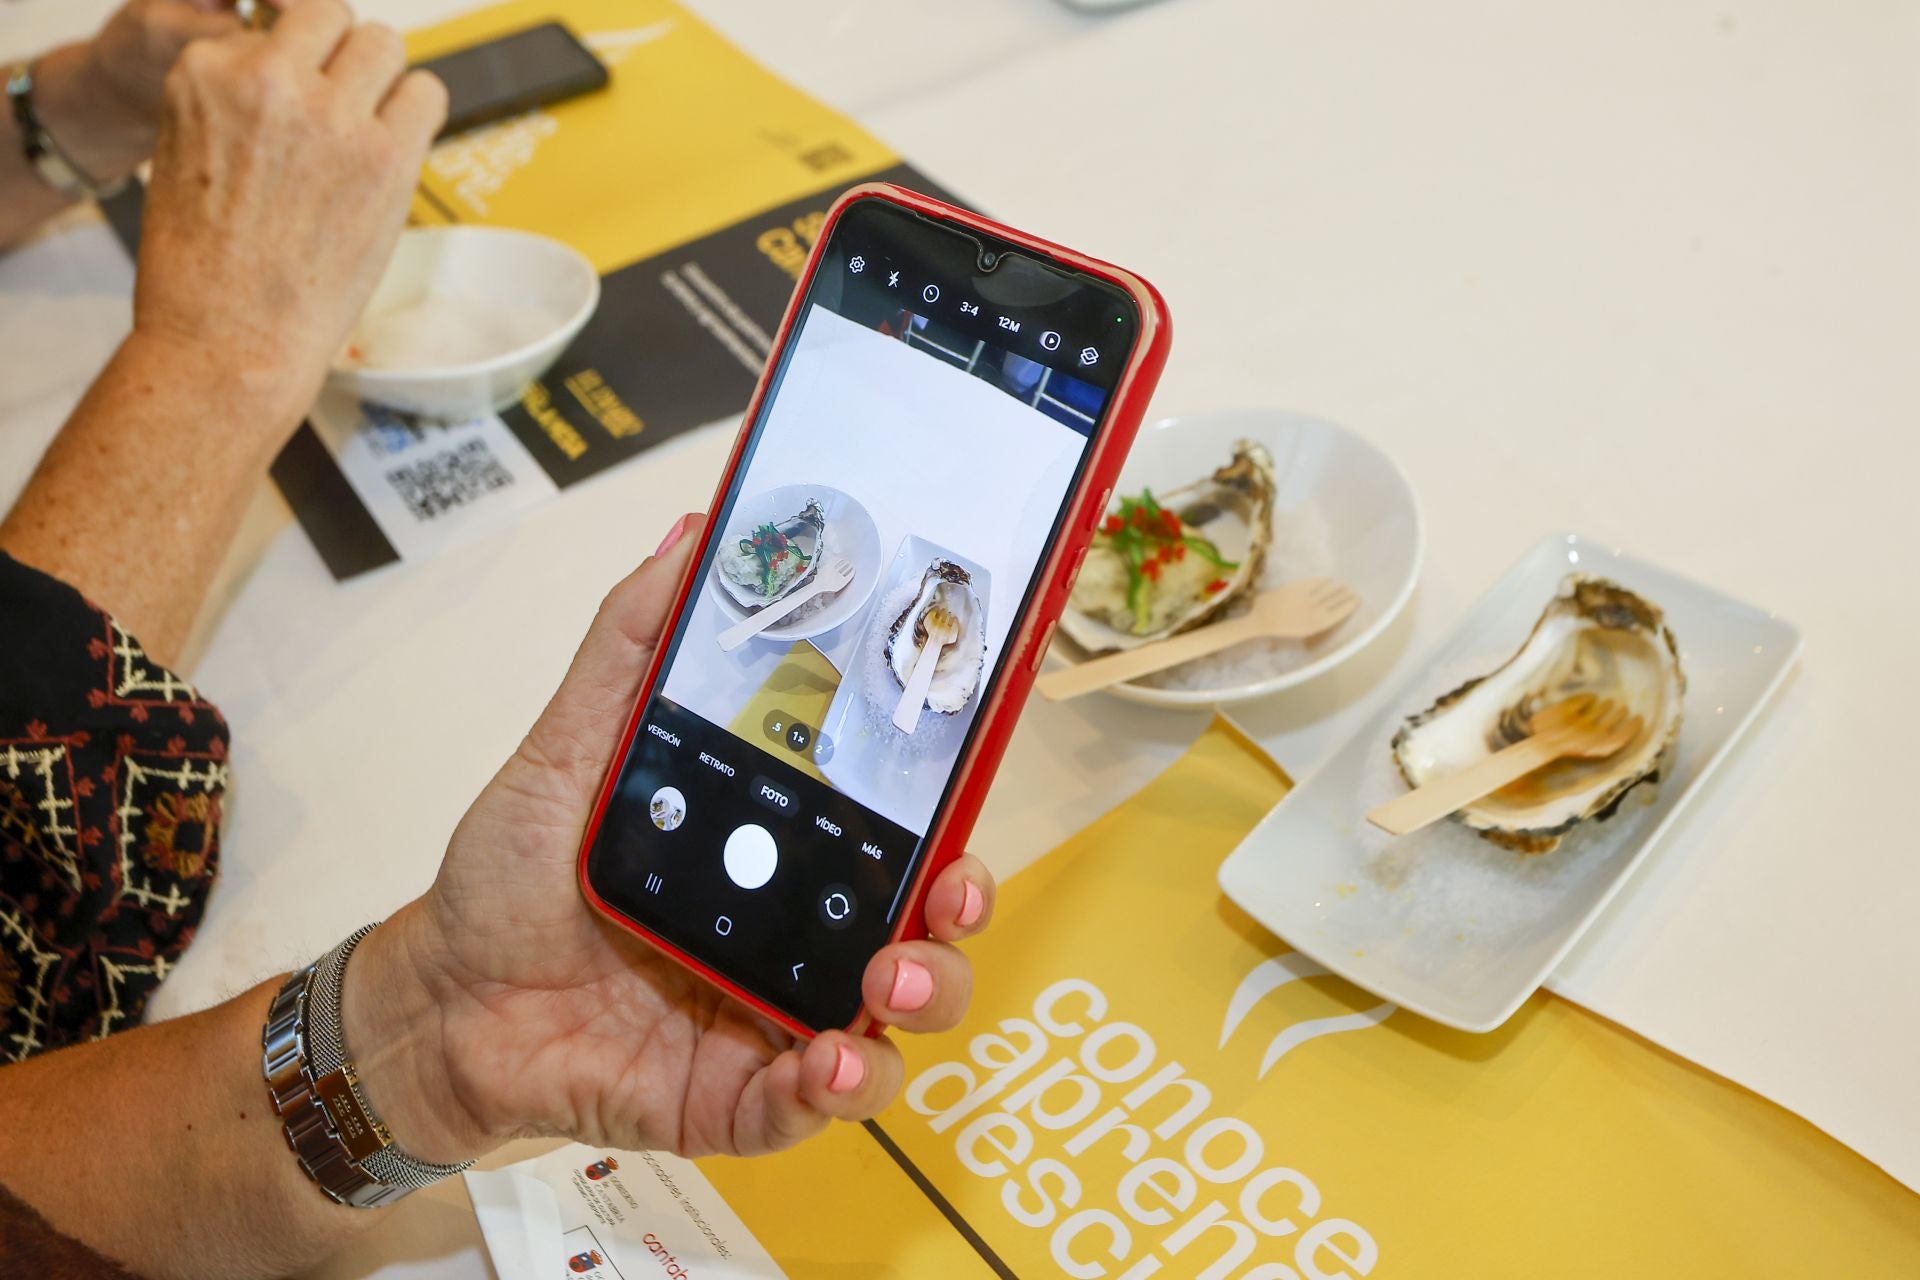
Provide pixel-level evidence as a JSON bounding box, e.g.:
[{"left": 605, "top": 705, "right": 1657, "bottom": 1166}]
[{"left": 586, "top": 200, "right": 1137, "bottom": 1027}]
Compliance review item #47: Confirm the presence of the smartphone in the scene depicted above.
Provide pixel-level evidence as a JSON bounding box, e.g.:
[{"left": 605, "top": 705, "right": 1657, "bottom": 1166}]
[
  {"left": 577, "top": 185, "right": 1170, "bottom": 1036},
  {"left": 417, "top": 21, "right": 609, "bottom": 138}
]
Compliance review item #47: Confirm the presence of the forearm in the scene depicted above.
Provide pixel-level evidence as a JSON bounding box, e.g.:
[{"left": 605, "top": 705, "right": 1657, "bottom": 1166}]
[
  {"left": 0, "top": 40, "right": 154, "bottom": 250},
  {"left": 0, "top": 330, "right": 308, "bottom": 670},
  {"left": 0, "top": 980, "right": 374, "bottom": 1279},
  {"left": 0, "top": 906, "right": 493, "bottom": 1278}
]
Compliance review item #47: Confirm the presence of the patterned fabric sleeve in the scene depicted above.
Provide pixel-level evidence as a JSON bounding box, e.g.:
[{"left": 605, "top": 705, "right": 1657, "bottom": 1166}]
[
  {"left": 0, "top": 1179, "right": 141, "bottom": 1278},
  {"left": 0, "top": 552, "right": 227, "bottom": 1063}
]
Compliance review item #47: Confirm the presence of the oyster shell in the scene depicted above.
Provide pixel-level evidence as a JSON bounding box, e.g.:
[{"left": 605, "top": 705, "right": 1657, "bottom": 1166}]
[
  {"left": 717, "top": 499, "right": 825, "bottom": 610},
  {"left": 1391, "top": 575, "right": 1685, "bottom": 854},
  {"left": 885, "top": 561, "right": 985, "bottom": 716},
  {"left": 1060, "top": 440, "right": 1276, "bottom": 653}
]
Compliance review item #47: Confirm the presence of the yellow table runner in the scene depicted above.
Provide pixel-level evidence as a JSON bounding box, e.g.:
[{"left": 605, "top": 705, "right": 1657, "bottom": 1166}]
[
  {"left": 407, "top": 0, "right": 902, "bottom": 275},
  {"left": 702, "top": 719, "right": 1920, "bottom": 1277},
  {"left": 724, "top": 642, "right": 841, "bottom": 785}
]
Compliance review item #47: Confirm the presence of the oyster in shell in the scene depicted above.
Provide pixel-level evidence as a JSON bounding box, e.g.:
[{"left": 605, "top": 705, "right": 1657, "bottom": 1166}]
[
  {"left": 885, "top": 561, "right": 985, "bottom": 716},
  {"left": 717, "top": 499, "right": 825, "bottom": 610},
  {"left": 1392, "top": 576, "right": 1685, "bottom": 854},
  {"left": 1060, "top": 440, "right": 1276, "bottom": 653}
]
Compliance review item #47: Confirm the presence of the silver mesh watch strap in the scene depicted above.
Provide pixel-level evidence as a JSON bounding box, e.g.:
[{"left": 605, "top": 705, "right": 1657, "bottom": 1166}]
[
  {"left": 262, "top": 923, "right": 474, "bottom": 1208},
  {"left": 5, "top": 61, "right": 128, "bottom": 199}
]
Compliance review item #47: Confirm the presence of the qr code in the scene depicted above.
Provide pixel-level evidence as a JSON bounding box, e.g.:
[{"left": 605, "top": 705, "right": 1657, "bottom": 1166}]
[{"left": 384, "top": 438, "right": 514, "bottom": 522}]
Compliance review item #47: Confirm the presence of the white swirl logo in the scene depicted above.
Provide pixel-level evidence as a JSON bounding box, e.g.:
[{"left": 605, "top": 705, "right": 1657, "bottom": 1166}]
[{"left": 1219, "top": 953, "right": 1396, "bottom": 1078}]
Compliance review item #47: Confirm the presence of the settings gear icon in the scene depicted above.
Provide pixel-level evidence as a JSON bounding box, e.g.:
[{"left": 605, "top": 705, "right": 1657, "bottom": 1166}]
[{"left": 849, "top": 255, "right": 866, "bottom": 273}]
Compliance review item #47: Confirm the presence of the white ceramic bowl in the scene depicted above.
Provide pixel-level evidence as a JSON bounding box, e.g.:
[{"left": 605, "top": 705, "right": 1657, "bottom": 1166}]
[
  {"left": 326, "top": 226, "right": 599, "bottom": 420},
  {"left": 706, "top": 483, "right": 885, "bottom": 643},
  {"left": 1051, "top": 408, "right": 1424, "bottom": 707}
]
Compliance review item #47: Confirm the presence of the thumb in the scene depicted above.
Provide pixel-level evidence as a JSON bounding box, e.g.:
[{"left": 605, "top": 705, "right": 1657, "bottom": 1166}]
[{"left": 521, "top": 514, "right": 707, "bottom": 794}]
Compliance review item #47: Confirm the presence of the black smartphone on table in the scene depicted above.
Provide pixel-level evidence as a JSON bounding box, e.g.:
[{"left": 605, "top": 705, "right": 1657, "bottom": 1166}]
[{"left": 417, "top": 21, "right": 610, "bottom": 137}]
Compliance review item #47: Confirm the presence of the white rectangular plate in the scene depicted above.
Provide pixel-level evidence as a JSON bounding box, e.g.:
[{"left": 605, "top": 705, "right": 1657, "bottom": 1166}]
[
  {"left": 1218, "top": 533, "right": 1802, "bottom": 1032},
  {"left": 817, "top": 535, "right": 994, "bottom": 843}
]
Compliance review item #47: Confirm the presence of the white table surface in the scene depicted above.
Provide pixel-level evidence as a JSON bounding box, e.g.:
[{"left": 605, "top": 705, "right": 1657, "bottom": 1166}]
[{"left": 4, "top": 1, "right": 1919, "bottom": 1273}]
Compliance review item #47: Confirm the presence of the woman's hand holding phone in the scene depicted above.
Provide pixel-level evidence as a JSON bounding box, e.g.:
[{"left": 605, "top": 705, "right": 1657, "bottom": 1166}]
[
  {"left": 332, "top": 518, "right": 995, "bottom": 1166},
  {"left": 572, "top": 188, "right": 1164, "bottom": 1035}
]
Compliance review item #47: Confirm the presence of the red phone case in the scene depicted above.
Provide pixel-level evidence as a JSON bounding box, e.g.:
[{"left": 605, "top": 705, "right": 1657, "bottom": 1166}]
[{"left": 576, "top": 183, "right": 1172, "bottom": 1038}]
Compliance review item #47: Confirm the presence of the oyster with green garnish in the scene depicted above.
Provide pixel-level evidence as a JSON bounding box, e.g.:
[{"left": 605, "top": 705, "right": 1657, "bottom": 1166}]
[
  {"left": 1060, "top": 440, "right": 1275, "bottom": 653},
  {"left": 716, "top": 499, "right": 825, "bottom": 609}
]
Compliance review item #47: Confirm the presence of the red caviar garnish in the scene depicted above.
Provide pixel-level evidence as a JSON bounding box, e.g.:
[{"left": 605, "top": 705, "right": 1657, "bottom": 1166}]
[{"left": 1096, "top": 488, "right": 1241, "bottom": 632}]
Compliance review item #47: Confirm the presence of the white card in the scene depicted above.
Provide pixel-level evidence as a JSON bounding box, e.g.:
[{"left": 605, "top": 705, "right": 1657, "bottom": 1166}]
[{"left": 465, "top": 1142, "right": 785, "bottom": 1279}]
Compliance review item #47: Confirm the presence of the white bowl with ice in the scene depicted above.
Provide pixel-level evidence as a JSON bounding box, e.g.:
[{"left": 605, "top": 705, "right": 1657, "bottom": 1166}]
[{"left": 328, "top": 226, "right": 599, "bottom": 420}]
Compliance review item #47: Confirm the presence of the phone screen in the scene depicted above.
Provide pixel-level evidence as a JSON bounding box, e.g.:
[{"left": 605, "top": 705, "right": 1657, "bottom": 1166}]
[
  {"left": 585, "top": 198, "right": 1139, "bottom": 1027},
  {"left": 418, "top": 21, "right": 609, "bottom": 137}
]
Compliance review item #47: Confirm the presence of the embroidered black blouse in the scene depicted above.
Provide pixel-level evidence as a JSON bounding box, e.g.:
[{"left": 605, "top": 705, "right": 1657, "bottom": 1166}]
[{"left": 0, "top": 551, "right": 226, "bottom": 1063}]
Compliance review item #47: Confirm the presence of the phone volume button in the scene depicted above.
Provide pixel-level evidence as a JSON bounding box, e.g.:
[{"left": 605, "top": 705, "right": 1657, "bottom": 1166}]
[
  {"left": 1029, "top": 619, "right": 1058, "bottom": 673},
  {"left": 1087, "top": 487, "right": 1113, "bottom": 532},
  {"left": 1062, "top": 544, "right": 1089, "bottom": 593}
]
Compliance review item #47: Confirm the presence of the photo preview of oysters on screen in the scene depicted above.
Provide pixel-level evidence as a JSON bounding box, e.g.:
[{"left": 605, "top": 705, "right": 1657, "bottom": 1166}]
[
  {"left": 662, "top": 290, "right": 1097, "bottom": 836},
  {"left": 703, "top": 486, "right": 993, "bottom": 741}
]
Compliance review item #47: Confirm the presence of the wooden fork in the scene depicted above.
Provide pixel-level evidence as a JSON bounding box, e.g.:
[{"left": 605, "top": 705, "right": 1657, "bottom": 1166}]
[
  {"left": 1365, "top": 694, "right": 1645, "bottom": 837},
  {"left": 892, "top": 605, "right": 961, "bottom": 734},
  {"left": 1035, "top": 578, "right": 1360, "bottom": 702},
  {"left": 715, "top": 556, "right": 855, "bottom": 652}
]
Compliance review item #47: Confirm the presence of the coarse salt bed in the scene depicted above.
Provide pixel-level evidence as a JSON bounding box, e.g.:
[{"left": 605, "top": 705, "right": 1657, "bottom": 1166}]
[{"left": 339, "top": 295, "right": 556, "bottom": 371}]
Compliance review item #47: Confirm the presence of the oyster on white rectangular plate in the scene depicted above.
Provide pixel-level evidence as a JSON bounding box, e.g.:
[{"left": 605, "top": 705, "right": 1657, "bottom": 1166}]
[
  {"left": 1391, "top": 576, "right": 1686, "bottom": 854},
  {"left": 1217, "top": 534, "right": 1801, "bottom": 1033},
  {"left": 884, "top": 560, "right": 986, "bottom": 717}
]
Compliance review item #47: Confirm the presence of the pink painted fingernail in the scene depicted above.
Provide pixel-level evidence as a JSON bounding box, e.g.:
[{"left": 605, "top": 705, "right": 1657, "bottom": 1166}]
[
  {"left": 889, "top": 959, "right": 934, "bottom": 1012},
  {"left": 956, "top": 880, "right": 984, "bottom": 929},
  {"left": 828, "top": 1043, "right": 865, "bottom": 1094},
  {"left": 652, "top": 512, "right": 693, "bottom": 557}
]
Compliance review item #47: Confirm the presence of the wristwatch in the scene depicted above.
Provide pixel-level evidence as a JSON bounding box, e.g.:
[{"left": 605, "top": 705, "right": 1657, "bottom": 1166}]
[
  {"left": 5, "top": 60, "right": 128, "bottom": 199},
  {"left": 262, "top": 924, "right": 474, "bottom": 1208}
]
